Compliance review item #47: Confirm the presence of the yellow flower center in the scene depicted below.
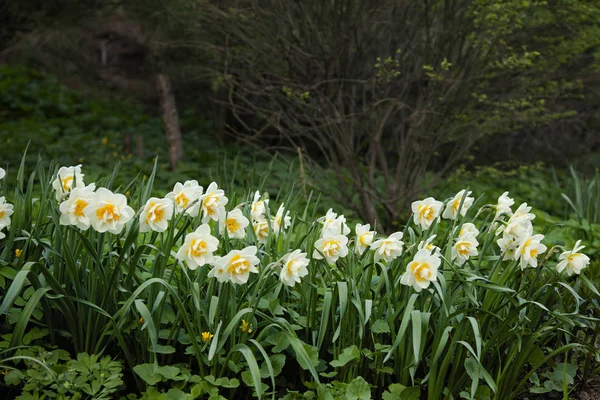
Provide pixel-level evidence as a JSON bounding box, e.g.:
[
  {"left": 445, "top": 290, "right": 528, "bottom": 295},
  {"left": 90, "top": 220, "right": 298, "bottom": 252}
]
[
  {"left": 567, "top": 253, "right": 580, "bottom": 262},
  {"left": 323, "top": 240, "right": 340, "bottom": 257},
  {"left": 147, "top": 203, "right": 166, "bottom": 224},
  {"left": 74, "top": 199, "right": 88, "bottom": 217},
  {"left": 530, "top": 249, "right": 538, "bottom": 258},
  {"left": 0, "top": 211, "right": 5, "bottom": 219},
  {"left": 227, "top": 254, "right": 250, "bottom": 276},
  {"left": 255, "top": 221, "right": 269, "bottom": 238},
  {"left": 410, "top": 261, "right": 432, "bottom": 283},
  {"left": 520, "top": 238, "right": 532, "bottom": 255},
  {"left": 96, "top": 203, "right": 119, "bottom": 222},
  {"left": 456, "top": 241, "right": 471, "bottom": 257},
  {"left": 252, "top": 200, "right": 263, "bottom": 213},
  {"left": 189, "top": 239, "right": 207, "bottom": 257},
  {"left": 175, "top": 192, "right": 189, "bottom": 208},
  {"left": 452, "top": 200, "right": 461, "bottom": 214},
  {"left": 418, "top": 205, "right": 434, "bottom": 221},
  {"left": 62, "top": 176, "right": 74, "bottom": 191},
  {"left": 359, "top": 234, "right": 369, "bottom": 246},
  {"left": 227, "top": 217, "right": 240, "bottom": 233}
]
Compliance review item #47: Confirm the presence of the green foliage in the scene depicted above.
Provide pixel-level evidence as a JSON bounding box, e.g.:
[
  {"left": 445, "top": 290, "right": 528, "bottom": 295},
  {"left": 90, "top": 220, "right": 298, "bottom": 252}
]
[{"left": 2, "top": 347, "right": 124, "bottom": 400}]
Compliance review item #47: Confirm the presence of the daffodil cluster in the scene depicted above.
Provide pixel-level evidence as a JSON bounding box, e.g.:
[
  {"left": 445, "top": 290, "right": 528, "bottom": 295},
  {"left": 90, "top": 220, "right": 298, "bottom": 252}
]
[{"left": 45, "top": 168, "right": 591, "bottom": 291}]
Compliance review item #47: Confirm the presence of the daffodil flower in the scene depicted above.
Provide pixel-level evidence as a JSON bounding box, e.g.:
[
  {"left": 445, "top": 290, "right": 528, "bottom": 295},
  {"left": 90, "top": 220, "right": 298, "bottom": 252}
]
[
  {"left": 271, "top": 204, "right": 291, "bottom": 235},
  {"left": 355, "top": 223, "right": 375, "bottom": 255},
  {"left": 0, "top": 168, "right": 5, "bottom": 181},
  {"left": 318, "top": 208, "right": 350, "bottom": 237},
  {"left": 200, "top": 182, "right": 228, "bottom": 223},
  {"left": 494, "top": 191, "right": 514, "bottom": 220},
  {"left": 411, "top": 197, "right": 443, "bottom": 230},
  {"left": 166, "top": 180, "right": 203, "bottom": 217},
  {"left": 557, "top": 240, "right": 590, "bottom": 276},
  {"left": 279, "top": 250, "right": 310, "bottom": 287},
  {"left": 251, "top": 191, "right": 269, "bottom": 221},
  {"left": 443, "top": 189, "right": 474, "bottom": 220},
  {"left": 253, "top": 216, "right": 270, "bottom": 243},
  {"left": 86, "top": 188, "right": 134, "bottom": 234},
  {"left": 515, "top": 226, "right": 547, "bottom": 270},
  {"left": 0, "top": 196, "right": 14, "bottom": 231},
  {"left": 458, "top": 223, "right": 479, "bottom": 239},
  {"left": 59, "top": 184, "right": 96, "bottom": 230},
  {"left": 52, "top": 165, "right": 85, "bottom": 202},
  {"left": 417, "top": 235, "right": 440, "bottom": 255},
  {"left": 312, "top": 234, "right": 349, "bottom": 264},
  {"left": 176, "top": 224, "right": 219, "bottom": 270},
  {"left": 400, "top": 249, "right": 440, "bottom": 292},
  {"left": 219, "top": 208, "right": 250, "bottom": 239},
  {"left": 452, "top": 235, "right": 479, "bottom": 266},
  {"left": 139, "top": 197, "right": 174, "bottom": 233},
  {"left": 371, "top": 232, "right": 404, "bottom": 263},
  {"left": 209, "top": 246, "right": 260, "bottom": 285}
]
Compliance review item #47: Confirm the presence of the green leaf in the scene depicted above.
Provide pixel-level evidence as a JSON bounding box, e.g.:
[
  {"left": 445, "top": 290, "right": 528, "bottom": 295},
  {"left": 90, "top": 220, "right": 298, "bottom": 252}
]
[
  {"left": 330, "top": 345, "right": 360, "bottom": 368},
  {"left": 133, "top": 364, "right": 163, "bottom": 386},
  {"left": 382, "top": 383, "right": 406, "bottom": 400},
  {"left": 346, "top": 376, "right": 371, "bottom": 400},
  {"left": 371, "top": 319, "right": 391, "bottom": 334}
]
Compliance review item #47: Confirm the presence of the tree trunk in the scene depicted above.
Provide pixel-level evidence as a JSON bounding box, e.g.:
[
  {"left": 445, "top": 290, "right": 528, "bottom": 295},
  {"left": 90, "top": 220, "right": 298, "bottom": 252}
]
[{"left": 156, "top": 73, "right": 183, "bottom": 170}]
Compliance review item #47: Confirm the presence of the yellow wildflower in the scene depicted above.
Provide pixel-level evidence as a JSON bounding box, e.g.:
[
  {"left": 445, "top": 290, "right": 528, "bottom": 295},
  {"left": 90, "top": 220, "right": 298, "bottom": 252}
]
[
  {"left": 240, "top": 319, "right": 253, "bottom": 333},
  {"left": 15, "top": 249, "right": 22, "bottom": 258},
  {"left": 201, "top": 332, "right": 214, "bottom": 342}
]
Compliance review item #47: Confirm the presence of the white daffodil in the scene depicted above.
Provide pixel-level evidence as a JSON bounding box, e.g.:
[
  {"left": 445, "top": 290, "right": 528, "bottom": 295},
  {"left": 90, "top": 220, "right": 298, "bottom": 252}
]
[
  {"left": 209, "top": 246, "right": 260, "bottom": 285},
  {"left": 200, "top": 182, "right": 228, "bottom": 223},
  {"left": 557, "top": 240, "right": 590, "bottom": 276},
  {"left": 271, "top": 204, "right": 291, "bottom": 235},
  {"left": 443, "top": 189, "right": 474, "bottom": 220},
  {"left": 497, "top": 203, "right": 535, "bottom": 238},
  {"left": 400, "top": 248, "right": 440, "bottom": 292},
  {"left": 495, "top": 191, "right": 515, "bottom": 219},
  {"left": 52, "top": 165, "right": 85, "bottom": 202},
  {"left": 497, "top": 234, "right": 519, "bottom": 261},
  {"left": 219, "top": 208, "right": 250, "bottom": 239},
  {"left": 279, "top": 250, "right": 310, "bottom": 287},
  {"left": 166, "top": 180, "right": 203, "bottom": 217},
  {"left": 0, "top": 168, "right": 5, "bottom": 181},
  {"left": 0, "top": 196, "right": 14, "bottom": 230},
  {"left": 176, "top": 224, "right": 219, "bottom": 270},
  {"left": 59, "top": 184, "right": 96, "bottom": 230},
  {"left": 355, "top": 223, "right": 375, "bottom": 255},
  {"left": 371, "top": 232, "right": 404, "bottom": 263},
  {"left": 458, "top": 223, "right": 480, "bottom": 239},
  {"left": 515, "top": 226, "right": 547, "bottom": 270},
  {"left": 452, "top": 236, "right": 479, "bottom": 266},
  {"left": 417, "top": 235, "right": 441, "bottom": 255},
  {"left": 139, "top": 197, "right": 174, "bottom": 233},
  {"left": 86, "top": 188, "right": 134, "bottom": 234},
  {"left": 318, "top": 208, "right": 350, "bottom": 237},
  {"left": 251, "top": 191, "right": 269, "bottom": 221},
  {"left": 253, "top": 216, "right": 270, "bottom": 243},
  {"left": 312, "top": 234, "right": 349, "bottom": 264},
  {"left": 411, "top": 197, "right": 444, "bottom": 230}
]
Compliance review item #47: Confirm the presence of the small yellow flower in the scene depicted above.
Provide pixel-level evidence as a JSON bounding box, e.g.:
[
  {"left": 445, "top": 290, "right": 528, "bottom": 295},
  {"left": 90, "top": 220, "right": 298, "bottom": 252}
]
[
  {"left": 240, "top": 319, "right": 253, "bottom": 333},
  {"left": 101, "top": 137, "right": 109, "bottom": 145},
  {"left": 6, "top": 138, "right": 11, "bottom": 144},
  {"left": 15, "top": 249, "right": 22, "bottom": 258},
  {"left": 138, "top": 317, "right": 144, "bottom": 324},
  {"left": 113, "top": 152, "right": 118, "bottom": 158},
  {"left": 1, "top": 368, "right": 8, "bottom": 375},
  {"left": 201, "top": 332, "right": 214, "bottom": 342}
]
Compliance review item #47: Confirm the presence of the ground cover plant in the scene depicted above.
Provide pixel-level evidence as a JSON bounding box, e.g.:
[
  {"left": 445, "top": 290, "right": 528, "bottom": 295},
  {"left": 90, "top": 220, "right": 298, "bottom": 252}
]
[{"left": 0, "top": 159, "right": 598, "bottom": 400}]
